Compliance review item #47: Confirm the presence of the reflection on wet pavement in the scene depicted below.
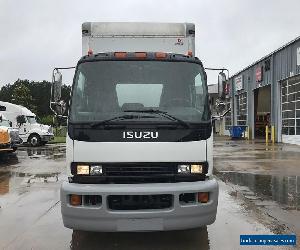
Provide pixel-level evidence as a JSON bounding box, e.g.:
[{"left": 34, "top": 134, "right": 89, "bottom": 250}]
[{"left": 216, "top": 171, "right": 300, "bottom": 211}]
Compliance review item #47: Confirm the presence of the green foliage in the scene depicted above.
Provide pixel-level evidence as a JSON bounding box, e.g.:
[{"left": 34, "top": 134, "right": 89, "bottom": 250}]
[
  {"left": 0, "top": 79, "right": 71, "bottom": 118},
  {"left": 39, "top": 115, "right": 54, "bottom": 125}
]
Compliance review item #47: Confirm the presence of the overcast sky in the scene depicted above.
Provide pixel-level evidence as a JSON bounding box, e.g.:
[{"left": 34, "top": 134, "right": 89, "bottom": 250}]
[{"left": 0, "top": 0, "right": 299, "bottom": 86}]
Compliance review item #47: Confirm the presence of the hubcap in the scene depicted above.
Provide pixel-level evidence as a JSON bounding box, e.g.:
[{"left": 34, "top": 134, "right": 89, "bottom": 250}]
[{"left": 31, "top": 137, "right": 38, "bottom": 146}]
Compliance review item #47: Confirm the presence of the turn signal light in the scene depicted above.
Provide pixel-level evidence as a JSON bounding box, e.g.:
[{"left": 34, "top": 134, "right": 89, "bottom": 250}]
[
  {"left": 198, "top": 192, "right": 209, "bottom": 203},
  {"left": 191, "top": 164, "right": 203, "bottom": 174},
  {"left": 70, "top": 194, "right": 82, "bottom": 206},
  {"left": 77, "top": 165, "right": 89, "bottom": 175},
  {"left": 187, "top": 50, "right": 193, "bottom": 56}
]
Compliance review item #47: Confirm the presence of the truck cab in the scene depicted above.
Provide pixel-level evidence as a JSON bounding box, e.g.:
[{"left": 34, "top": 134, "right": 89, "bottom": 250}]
[
  {"left": 52, "top": 22, "right": 220, "bottom": 232},
  {"left": 0, "top": 101, "right": 54, "bottom": 146}
]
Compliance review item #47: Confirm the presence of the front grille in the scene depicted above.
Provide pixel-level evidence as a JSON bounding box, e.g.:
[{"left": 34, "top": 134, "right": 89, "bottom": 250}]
[
  {"left": 71, "top": 162, "right": 208, "bottom": 184},
  {"left": 108, "top": 194, "right": 173, "bottom": 210}
]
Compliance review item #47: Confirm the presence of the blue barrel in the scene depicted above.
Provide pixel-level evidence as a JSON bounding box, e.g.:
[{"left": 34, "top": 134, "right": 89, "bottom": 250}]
[{"left": 229, "top": 126, "right": 246, "bottom": 139}]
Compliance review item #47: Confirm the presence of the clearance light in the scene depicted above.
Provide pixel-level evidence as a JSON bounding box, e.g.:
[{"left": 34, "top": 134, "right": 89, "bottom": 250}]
[
  {"left": 134, "top": 52, "right": 147, "bottom": 59},
  {"left": 198, "top": 192, "right": 209, "bottom": 203},
  {"left": 155, "top": 52, "right": 167, "bottom": 59},
  {"left": 88, "top": 49, "right": 93, "bottom": 56},
  {"left": 191, "top": 164, "right": 203, "bottom": 174},
  {"left": 90, "top": 165, "right": 103, "bottom": 175},
  {"left": 177, "top": 165, "right": 190, "bottom": 174},
  {"left": 187, "top": 50, "right": 193, "bottom": 56},
  {"left": 70, "top": 194, "right": 82, "bottom": 206},
  {"left": 114, "top": 52, "right": 127, "bottom": 58},
  {"left": 77, "top": 165, "right": 89, "bottom": 175}
]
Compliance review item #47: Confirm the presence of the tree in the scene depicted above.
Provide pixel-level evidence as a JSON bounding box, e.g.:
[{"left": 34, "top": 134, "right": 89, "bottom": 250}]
[{"left": 11, "top": 81, "right": 36, "bottom": 112}]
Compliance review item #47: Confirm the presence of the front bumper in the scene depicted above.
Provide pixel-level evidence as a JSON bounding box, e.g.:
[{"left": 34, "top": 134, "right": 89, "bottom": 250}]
[
  {"left": 0, "top": 143, "right": 14, "bottom": 152},
  {"left": 61, "top": 178, "right": 219, "bottom": 232}
]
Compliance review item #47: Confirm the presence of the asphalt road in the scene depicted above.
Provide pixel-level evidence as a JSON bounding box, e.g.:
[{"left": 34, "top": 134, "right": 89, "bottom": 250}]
[{"left": 0, "top": 140, "right": 299, "bottom": 250}]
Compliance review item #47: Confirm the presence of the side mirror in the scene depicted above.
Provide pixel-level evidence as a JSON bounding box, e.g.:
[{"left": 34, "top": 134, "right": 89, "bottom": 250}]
[
  {"left": 215, "top": 99, "right": 226, "bottom": 113},
  {"left": 53, "top": 101, "right": 67, "bottom": 116},
  {"left": 52, "top": 70, "right": 62, "bottom": 102},
  {"left": 218, "top": 72, "right": 227, "bottom": 100},
  {"left": 17, "top": 115, "right": 26, "bottom": 124},
  {"left": 0, "top": 105, "right": 6, "bottom": 111}
]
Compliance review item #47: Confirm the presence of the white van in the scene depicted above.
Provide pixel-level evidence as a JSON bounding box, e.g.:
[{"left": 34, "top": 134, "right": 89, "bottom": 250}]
[{"left": 0, "top": 101, "right": 54, "bottom": 146}]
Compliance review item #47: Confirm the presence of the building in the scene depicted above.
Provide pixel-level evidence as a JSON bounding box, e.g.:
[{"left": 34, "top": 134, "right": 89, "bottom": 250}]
[{"left": 222, "top": 36, "right": 300, "bottom": 144}]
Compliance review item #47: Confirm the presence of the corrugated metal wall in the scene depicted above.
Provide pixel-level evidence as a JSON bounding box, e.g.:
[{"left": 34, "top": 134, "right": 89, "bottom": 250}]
[{"left": 228, "top": 37, "right": 300, "bottom": 141}]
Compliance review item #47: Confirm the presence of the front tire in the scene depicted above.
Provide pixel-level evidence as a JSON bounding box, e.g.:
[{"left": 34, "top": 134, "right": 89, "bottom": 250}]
[{"left": 28, "top": 134, "right": 41, "bottom": 147}]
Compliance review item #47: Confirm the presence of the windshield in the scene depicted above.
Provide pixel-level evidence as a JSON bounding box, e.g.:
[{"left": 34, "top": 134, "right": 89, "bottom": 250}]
[
  {"left": 0, "top": 119, "right": 11, "bottom": 127},
  {"left": 27, "top": 116, "right": 37, "bottom": 124},
  {"left": 70, "top": 60, "right": 209, "bottom": 124}
]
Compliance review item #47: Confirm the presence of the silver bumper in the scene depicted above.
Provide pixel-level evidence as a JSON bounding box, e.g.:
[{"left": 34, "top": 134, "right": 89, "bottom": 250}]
[{"left": 61, "top": 179, "right": 219, "bottom": 232}]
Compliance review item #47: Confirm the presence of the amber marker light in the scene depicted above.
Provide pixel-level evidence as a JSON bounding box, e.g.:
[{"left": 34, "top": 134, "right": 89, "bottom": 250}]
[
  {"left": 114, "top": 52, "right": 127, "bottom": 58},
  {"left": 134, "top": 52, "right": 147, "bottom": 59},
  {"left": 70, "top": 194, "right": 82, "bottom": 206},
  {"left": 187, "top": 50, "right": 193, "bottom": 56},
  {"left": 77, "top": 165, "right": 89, "bottom": 175},
  {"left": 191, "top": 164, "right": 203, "bottom": 174},
  {"left": 198, "top": 192, "right": 209, "bottom": 203},
  {"left": 155, "top": 52, "right": 167, "bottom": 59}
]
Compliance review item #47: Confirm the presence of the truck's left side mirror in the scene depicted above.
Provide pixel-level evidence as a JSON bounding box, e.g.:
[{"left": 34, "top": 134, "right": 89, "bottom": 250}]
[
  {"left": 52, "top": 70, "right": 62, "bottom": 103},
  {"left": 218, "top": 72, "right": 227, "bottom": 100},
  {"left": 51, "top": 69, "right": 66, "bottom": 116}
]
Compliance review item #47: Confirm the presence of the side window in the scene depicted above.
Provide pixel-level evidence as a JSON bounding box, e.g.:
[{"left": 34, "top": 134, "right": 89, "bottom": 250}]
[
  {"left": 74, "top": 72, "right": 86, "bottom": 110},
  {"left": 195, "top": 73, "right": 204, "bottom": 109}
]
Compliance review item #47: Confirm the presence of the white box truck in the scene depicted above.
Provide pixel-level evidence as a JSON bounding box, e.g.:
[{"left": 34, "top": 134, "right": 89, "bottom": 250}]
[
  {"left": 51, "top": 22, "right": 223, "bottom": 232},
  {"left": 0, "top": 101, "right": 54, "bottom": 146}
]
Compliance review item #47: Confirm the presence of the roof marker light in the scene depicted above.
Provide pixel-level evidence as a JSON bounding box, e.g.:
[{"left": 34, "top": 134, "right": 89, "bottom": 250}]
[
  {"left": 155, "top": 52, "right": 167, "bottom": 59},
  {"left": 88, "top": 49, "right": 93, "bottom": 56},
  {"left": 134, "top": 52, "right": 147, "bottom": 59},
  {"left": 114, "top": 52, "right": 127, "bottom": 58}
]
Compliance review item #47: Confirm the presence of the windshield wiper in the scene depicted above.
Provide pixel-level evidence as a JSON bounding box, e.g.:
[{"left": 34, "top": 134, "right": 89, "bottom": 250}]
[
  {"left": 123, "top": 109, "right": 190, "bottom": 128},
  {"left": 90, "top": 114, "right": 155, "bottom": 128}
]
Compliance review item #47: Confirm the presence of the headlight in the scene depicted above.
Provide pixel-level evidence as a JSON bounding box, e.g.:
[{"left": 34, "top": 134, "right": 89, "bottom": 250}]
[
  {"left": 177, "top": 164, "right": 204, "bottom": 174},
  {"left": 191, "top": 164, "right": 203, "bottom": 174},
  {"left": 77, "top": 165, "right": 89, "bottom": 175},
  {"left": 90, "top": 165, "right": 103, "bottom": 175},
  {"left": 177, "top": 165, "right": 191, "bottom": 174}
]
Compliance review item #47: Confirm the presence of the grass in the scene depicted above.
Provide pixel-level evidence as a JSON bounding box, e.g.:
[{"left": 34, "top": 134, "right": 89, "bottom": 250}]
[{"left": 49, "top": 136, "right": 66, "bottom": 144}]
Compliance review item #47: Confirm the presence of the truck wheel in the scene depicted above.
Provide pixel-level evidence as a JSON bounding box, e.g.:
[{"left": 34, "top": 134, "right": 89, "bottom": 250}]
[{"left": 28, "top": 134, "right": 41, "bottom": 147}]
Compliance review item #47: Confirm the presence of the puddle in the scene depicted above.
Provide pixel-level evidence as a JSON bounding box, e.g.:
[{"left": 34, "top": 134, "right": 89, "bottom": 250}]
[{"left": 216, "top": 171, "right": 300, "bottom": 210}]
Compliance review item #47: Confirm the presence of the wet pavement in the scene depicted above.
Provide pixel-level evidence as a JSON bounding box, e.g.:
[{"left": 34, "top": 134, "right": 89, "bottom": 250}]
[{"left": 0, "top": 139, "right": 299, "bottom": 249}]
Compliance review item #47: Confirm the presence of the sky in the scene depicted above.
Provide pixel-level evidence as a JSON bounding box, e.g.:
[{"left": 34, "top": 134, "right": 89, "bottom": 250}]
[{"left": 0, "top": 0, "right": 299, "bottom": 87}]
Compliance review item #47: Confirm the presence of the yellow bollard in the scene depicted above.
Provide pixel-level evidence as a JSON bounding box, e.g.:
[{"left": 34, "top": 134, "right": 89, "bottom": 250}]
[
  {"left": 271, "top": 126, "right": 275, "bottom": 144},
  {"left": 265, "top": 126, "right": 269, "bottom": 144}
]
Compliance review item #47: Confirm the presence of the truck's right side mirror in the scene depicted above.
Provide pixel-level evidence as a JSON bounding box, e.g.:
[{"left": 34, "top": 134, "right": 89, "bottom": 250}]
[{"left": 218, "top": 72, "right": 227, "bottom": 100}]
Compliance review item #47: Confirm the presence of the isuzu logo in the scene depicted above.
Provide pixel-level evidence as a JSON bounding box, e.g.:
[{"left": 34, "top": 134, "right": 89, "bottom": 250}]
[{"left": 122, "top": 131, "right": 158, "bottom": 139}]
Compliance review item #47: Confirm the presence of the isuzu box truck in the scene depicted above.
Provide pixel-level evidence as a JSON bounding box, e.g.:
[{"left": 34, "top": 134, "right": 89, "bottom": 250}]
[{"left": 51, "top": 22, "right": 223, "bottom": 232}]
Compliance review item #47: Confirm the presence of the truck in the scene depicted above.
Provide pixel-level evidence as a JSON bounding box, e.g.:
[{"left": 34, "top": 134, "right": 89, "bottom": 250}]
[
  {"left": 0, "top": 113, "right": 21, "bottom": 153},
  {"left": 51, "top": 22, "right": 226, "bottom": 232},
  {"left": 0, "top": 101, "right": 54, "bottom": 147}
]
